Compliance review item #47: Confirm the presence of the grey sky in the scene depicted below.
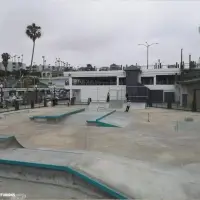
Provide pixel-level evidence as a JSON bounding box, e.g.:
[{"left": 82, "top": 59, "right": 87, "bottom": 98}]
[{"left": 0, "top": 0, "right": 200, "bottom": 67}]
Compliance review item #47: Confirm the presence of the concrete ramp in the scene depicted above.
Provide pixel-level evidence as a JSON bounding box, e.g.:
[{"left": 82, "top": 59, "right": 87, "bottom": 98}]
[
  {"left": 100, "top": 111, "right": 131, "bottom": 128},
  {"left": 0, "top": 135, "right": 24, "bottom": 149},
  {"left": 109, "top": 100, "right": 123, "bottom": 109},
  {"left": 88, "top": 102, "right": 109, "bottom": 111},
  {"left": 0, "top": 149, "right": 129, "bottom": 199},
  {"left": 0, "top": 149, "right": 197, "bottom": 200}
]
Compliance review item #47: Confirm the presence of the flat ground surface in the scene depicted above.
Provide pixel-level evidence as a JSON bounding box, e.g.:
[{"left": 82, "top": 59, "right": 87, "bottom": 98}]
[
  {"left": 0, "top": 105, "right": 200, "bottom": 166},
  {"left": 0, "top": 105, "right": 200, "bottom": 199}
]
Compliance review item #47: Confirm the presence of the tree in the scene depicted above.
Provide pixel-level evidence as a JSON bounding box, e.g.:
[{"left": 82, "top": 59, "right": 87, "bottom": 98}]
[
  {"left": 1, "top": 53, "right": 10, "bottom": 77},
  {"left": 25, "top": 23, "right": 42, "bottom": 71}
]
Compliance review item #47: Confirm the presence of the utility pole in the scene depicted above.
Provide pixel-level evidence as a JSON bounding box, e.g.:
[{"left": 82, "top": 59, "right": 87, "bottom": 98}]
[
  {"left": 180, "top": 49, "right": 183, "bottom": 70},
  {"left": 189, "top": 54, "right": 191, "bottom": 69},
  {"left": 58, "top": 58, "right": 61, "bottom": 67},
  {"left": 138, "top": 42, "right": 159, "bottom": 69},
  {"left": 42, "top": 56, "right": 45, "bottom": 70}
]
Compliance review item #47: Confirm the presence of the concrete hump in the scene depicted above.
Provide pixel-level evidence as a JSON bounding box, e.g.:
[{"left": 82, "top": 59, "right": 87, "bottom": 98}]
[
  {"left": 0, "top": 135, "right": 24, "bottom": 149},
  {"left": 109, "top": 100, "right": 123, "bottom": 109}
]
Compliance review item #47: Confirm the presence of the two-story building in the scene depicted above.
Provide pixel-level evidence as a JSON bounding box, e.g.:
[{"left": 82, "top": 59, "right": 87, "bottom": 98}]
[{"left": 40, "top": 65, "right": 181, "bottom": 103}]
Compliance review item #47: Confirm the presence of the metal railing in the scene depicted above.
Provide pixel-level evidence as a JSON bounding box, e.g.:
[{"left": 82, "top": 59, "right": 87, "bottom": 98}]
[
  {"left": 152, "top": 102, "right": 200, "bottom": 112},
  {"left": 0, "top": 101, "right": 45, "bottom": 113}
]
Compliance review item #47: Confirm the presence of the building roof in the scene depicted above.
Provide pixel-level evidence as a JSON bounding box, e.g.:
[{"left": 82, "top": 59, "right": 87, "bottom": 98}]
[{"left": 124, "top": 65, "right": 141, "bottom": 71}]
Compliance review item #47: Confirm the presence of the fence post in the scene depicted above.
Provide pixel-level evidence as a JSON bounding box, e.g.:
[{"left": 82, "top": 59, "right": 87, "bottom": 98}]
[
  {"left": 167, "top": 101, "right": 172, "bottom": 109},
  {"left": 44, "top": 98, "right": 47, "bottom": 107},
  {"left": 192, "top": 89, "right": 197, "bottom": 112},
  {"left": 31, "top": 100, "right": 34, "bottom": 109}
]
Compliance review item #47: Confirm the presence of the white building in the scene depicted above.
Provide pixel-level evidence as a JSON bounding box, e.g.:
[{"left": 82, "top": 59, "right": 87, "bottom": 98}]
[
  {"left": 0, "top": 62, "right": 26, "bottom": 72},
  {"left": 40, "top": 65, "right": 181, "bottom": 103}
]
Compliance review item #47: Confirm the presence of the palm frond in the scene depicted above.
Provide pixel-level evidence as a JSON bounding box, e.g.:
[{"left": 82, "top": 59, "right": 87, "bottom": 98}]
[
  {"left": 35, "top": 31, "right": 41, "bottom": 39},
  {"left": 26, "top": 23, "right": 42, "bottom": 41}
]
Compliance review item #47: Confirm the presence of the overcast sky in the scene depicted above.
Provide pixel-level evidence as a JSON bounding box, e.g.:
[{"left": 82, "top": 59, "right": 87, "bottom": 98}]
[{"left": 0, "top": 0, "right": 200, "bottom": 67}]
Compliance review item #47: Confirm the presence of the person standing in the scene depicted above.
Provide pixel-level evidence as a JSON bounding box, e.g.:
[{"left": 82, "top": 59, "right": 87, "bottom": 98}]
[
  {"left": 106, "top": 92, "right": 110, "bottom": 102},
  {"left": 125, "top": 93, "right": 129, "bottom": 101},
  {"left": 125, "top": 100, "right": 131, "bottom": 112}
]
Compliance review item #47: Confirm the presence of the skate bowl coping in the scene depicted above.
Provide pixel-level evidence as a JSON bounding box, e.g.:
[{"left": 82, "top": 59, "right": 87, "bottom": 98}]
[
  {"left": 29, "top": 108, "right": 85, "bottom": 121},
  {"left": 0, "top": 159, "right": 129, "bottom": 199}
]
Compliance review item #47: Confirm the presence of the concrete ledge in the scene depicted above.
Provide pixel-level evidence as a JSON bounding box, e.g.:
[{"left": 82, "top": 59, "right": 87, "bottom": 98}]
[
  {"left": 86, "top": 110, "right": 118, "bottom": 127},
  {"left": 0, "top": 159, "right": 128, "bottom": 199},
  {"left": 30, "top": 108, "right": 85, "bottom": 121},
  {"left": 96, "top": 110, "right": 116, "bottom": 121}
]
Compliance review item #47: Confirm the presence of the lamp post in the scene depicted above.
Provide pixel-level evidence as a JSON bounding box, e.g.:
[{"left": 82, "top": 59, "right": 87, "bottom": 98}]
[
  {"left": 35, "top": 84, "right": 38, "bottom": 103},
  {"left": 53, "top": 85, "right": 56, "bottom": 98},
  {"left": 0, "top": 84, "right": 3, "bottom": 105},
  {"left": 58, "top": 58, "right": 61, "bottom": 67},
  {"left": 138, "top": 42, "right": 159, "bottom": 69}
]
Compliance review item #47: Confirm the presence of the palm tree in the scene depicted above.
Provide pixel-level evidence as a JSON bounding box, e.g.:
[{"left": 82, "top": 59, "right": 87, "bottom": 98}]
[
  {"left": 25, "top": 23, "right": 42, "bottom": 71},
  {"left": 1, "top": 53, "right": 10, "bottom": 77}
]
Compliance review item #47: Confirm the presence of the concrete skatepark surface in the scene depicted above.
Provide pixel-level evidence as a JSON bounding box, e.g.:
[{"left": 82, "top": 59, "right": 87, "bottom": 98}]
[
  {"left": 100, "top": 111, "right": 131, "bottom": 127},
  {"left": 0, "top": 105, "right": 200, "bottom": 199}
]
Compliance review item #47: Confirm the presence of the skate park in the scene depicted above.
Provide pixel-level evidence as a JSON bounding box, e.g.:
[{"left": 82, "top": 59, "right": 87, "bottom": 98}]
[{"left": 0, "top": 100, "right": 200, "bottom": 199}]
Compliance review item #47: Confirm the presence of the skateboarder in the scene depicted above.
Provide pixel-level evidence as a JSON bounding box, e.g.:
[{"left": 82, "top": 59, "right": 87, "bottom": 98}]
[{"left": 125, "top": 100, "right": 131, "bottom": 112}]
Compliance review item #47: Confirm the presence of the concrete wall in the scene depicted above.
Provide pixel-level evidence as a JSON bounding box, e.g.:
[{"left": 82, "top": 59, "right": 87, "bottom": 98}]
[
  {"left": 68, "top": 86, "right": 126, "bottom": 102},
  {"left": 64, "top": 70, "right": 125, "bottom": 78},
  {"left": 179, "top": 83, "right": 200, "bottom": 108}
]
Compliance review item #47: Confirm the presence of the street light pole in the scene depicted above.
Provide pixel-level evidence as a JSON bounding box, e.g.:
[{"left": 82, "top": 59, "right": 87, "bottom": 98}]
[
  {"left": 138, "top": 42, "right": 159, "bottom": 69},
  {"left": 53, "top": 85, "right": 56, "bottom": 98},
  {"left": 147, "top": 45, "right": 149, "bottom": 69},
  {"left": 35, "top": 85, "right": 38, "bottom": 103}
]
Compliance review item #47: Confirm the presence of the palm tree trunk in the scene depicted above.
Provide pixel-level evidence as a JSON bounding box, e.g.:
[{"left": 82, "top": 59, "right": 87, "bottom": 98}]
[
  {"left": 30, "top": 40, "right": 35, "bottom": 71},
  {"left": 4, "top": 67, "right": 7, "bottom": 78}
]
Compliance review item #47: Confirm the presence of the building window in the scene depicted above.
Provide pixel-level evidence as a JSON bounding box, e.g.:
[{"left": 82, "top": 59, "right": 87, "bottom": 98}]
[
  {"left": 72, "top": 77, "right": 117, "bottom": 85},
  {"left": 141, "top": 77, "right": 154, "bottom": 85},
  {"left": 119, "top": 77, "right": 126, "bottom": 85},
  {"left": 156, "top": 75, "right": 175, "bottom": 85}
]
